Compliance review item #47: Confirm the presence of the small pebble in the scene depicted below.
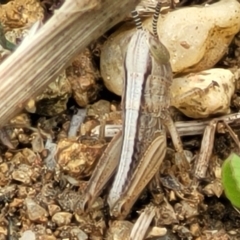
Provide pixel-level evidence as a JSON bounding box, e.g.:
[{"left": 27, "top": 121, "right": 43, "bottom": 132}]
[
  {"left": 25, "top": 198, "right": 48, "bottom": 223},
  {"left": 52, "top": 212, "right": 72, "bottom": 226},
  {"left": 171, "top": 68, "right": 235, "bottom": 118}
]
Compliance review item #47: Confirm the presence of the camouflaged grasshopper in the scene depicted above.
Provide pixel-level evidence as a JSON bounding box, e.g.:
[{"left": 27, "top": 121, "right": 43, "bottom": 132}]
[{"left": 80, "top": 1, "right": 188, "bottom": 219}]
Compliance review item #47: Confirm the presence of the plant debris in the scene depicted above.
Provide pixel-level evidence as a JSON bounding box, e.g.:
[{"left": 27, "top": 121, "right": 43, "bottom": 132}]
[{"left": 1, "top": 0, "right": 240, "bottom": 239}]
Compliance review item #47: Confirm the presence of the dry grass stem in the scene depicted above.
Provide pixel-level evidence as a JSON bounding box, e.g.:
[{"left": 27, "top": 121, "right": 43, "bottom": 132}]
[{"left": 0, "top": 0, "right": 140, "bottom": 128}]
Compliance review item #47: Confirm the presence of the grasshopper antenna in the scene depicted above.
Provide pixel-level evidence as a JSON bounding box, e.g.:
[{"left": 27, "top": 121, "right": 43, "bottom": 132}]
[
  {"left": 152, "top": 1, "right": 161, "bottom": 36},
  {"left": 131, "top": 10, "right": 143, "bottom": 30}
]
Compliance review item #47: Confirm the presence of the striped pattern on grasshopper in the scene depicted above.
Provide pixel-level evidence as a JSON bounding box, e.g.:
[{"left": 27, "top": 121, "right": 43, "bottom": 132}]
[
  {"left": 80, "top": 1, "right": 187, "bottom": 219},
  {"left": 107, "top": 6, "right": 170, "bottom": 218}
]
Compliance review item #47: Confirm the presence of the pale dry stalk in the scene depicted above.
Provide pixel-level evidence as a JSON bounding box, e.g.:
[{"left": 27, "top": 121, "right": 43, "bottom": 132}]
[{"left": 0, "top": 0, "right": 140, "bottom": 128}]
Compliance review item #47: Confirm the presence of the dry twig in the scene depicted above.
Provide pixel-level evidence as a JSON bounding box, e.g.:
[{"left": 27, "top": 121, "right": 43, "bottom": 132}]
[{"left": 0, "top": 0, "right": 140, "bottom": 128}]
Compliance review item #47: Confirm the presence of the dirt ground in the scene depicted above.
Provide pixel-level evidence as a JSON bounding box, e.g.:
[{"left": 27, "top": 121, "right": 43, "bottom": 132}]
[{"left": 1, "top": 0, "right": 240, "bottom": 239}]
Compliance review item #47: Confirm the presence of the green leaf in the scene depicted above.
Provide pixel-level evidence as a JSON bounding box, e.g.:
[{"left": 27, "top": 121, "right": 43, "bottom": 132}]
[
  {"left": 0, "top": 23, "right": 16, "bottom": 51},
  {"left": 222, "top": 153, "right": 240, "bottom": 208}
]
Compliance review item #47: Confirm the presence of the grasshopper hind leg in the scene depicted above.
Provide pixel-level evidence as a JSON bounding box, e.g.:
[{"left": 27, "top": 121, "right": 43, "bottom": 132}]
[{"left": 162, "top": 111, "right": 190, "bottom": 171}]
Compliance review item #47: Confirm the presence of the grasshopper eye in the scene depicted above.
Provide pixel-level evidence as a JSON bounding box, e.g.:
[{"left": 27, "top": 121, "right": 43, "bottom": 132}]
[
  {"left": 148, "top": 0, "right": 170, "bottom": 64},
  {"left": 147, "top": 33, "right": 170, "bottom": 64}
]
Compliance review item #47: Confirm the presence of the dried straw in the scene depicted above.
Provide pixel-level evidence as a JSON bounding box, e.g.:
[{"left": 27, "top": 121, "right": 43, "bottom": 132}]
[{"left": 0, "top": 0, "right": 140, "bottom": 127}]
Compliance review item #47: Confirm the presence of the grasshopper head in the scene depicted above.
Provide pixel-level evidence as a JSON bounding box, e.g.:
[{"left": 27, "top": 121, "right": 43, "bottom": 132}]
[{"left": 146, "top": 31, "right": 170, "bottom": 65}]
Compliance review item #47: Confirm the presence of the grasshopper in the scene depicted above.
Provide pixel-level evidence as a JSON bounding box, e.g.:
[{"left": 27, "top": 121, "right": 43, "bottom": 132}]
[{"left": 80, "top": 1, "right": 188, "bottom": 219}]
